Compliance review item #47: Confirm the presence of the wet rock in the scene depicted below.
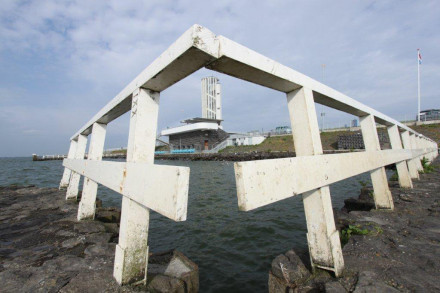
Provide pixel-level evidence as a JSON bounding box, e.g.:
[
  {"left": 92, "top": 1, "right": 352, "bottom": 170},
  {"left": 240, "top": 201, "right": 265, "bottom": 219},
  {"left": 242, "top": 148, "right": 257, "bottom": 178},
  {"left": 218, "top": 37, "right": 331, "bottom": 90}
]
[
  {"left": 95, "top": 207, "right": 121, "bottom": 223},
  {"left": 74, "top": 221, "right": 106, "bottom": 234},
  {"left": 61, "top": 236, "right": 86, "bottom": 248},
  {"left": 342, "top": 187, "right": 375, "bottom": 212},
  {"left": 85, "top": 232, "right": 113, "bottom": 244},
  {"left": 84, "top": 243, "right": 116, "bottom": 257}
]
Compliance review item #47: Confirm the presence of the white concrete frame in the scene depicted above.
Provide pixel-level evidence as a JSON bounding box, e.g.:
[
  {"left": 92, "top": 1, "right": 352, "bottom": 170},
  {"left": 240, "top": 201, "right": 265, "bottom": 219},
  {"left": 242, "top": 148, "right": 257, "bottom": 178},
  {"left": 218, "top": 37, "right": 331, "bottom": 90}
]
[{"left": 60, "top": 25, "right": 438, "bottom": 283}]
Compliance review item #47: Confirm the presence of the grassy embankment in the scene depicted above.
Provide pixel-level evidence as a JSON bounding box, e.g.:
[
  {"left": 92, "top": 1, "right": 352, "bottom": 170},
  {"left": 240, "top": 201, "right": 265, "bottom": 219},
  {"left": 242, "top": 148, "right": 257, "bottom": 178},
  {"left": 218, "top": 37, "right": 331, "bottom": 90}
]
[{"left": 220, "top": 123, "right": 440, "bottom": 154}]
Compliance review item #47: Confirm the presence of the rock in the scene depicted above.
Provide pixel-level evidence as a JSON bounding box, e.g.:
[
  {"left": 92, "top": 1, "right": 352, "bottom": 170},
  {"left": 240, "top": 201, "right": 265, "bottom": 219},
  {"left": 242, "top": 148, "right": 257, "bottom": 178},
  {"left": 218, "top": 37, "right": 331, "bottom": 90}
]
[
  {"left": 353, "top": 271, "right": 400, "bottom": 293},
  {"left": 59, "top": 271, "right": 122, "bottom": 293},
  {"left": 74, "top": 221, "right": 106, "bottom": 234},
  {"left": 61, "top": 236, "right": 86, "bottom": 248},
  {"left": 95, "top": 208, "right": 121, "bottom": 223},
  {"left": 85, "top": 232, "right": 113, "bottom": 244},
  {"left": 343, "top": 197, "right": 375, "bottom": 212},
  {"left": 270, "top": 250, "right": 310, "bottom": 286},
  {"left": 325, "top": 281, "right": 348, "bottom": 292},
  {"left": 84, "top": 243, "right": 116, "bottom": 257},
  {"left": 102, "top": 223, "right": 119, "bottom": 235},
  {"left": 148, "top": 250, "right": 199, "bottom": 293},
  {"left": 147, "top": 274, "right": 186, "bottom": 293},
  {"left": 268, "top": 271, "right": 295, "bottom": 293},
  {"left": 95, "top": 197, "right": 103, "bottom": 208},
  {"left": 399, "top": 194, "right": 413, "bottom": 202}
]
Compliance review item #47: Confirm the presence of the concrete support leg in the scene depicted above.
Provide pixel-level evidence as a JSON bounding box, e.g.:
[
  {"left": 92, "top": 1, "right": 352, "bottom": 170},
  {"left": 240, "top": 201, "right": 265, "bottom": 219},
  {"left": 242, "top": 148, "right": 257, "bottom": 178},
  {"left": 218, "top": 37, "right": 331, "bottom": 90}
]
[
  {"left": 114, "top": 88, "right": 160, "bottom": 285},
  {"left": 286, "top": 87, "right": 344, "bottom": 277},
  {"left": 401, "top": 131, "right": 419, "bottom": 179},
  {"left": 360, "top": 115, "right": 393, "bottom": 210},
  {"left": 410, "top": 134, "right": 423, "bottom": 172},
  {"left": 77, "top": 122, "right": 107, "bottom": 220},
  {"left": 387, "top": 125, "right": 412, "bottom": 189},
  {"left": 59, "top": 140, "right": 77, "bottom": 189},
  {"left": 66, "top": 134, "right": 88, "bottom": 200}
]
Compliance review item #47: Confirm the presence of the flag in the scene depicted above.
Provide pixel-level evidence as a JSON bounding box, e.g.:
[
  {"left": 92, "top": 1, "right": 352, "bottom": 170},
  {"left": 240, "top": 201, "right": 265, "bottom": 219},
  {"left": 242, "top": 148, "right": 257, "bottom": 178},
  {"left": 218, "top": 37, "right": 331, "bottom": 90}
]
[{"left": 418, "top": 49, "right": 422, "bottom": 64}]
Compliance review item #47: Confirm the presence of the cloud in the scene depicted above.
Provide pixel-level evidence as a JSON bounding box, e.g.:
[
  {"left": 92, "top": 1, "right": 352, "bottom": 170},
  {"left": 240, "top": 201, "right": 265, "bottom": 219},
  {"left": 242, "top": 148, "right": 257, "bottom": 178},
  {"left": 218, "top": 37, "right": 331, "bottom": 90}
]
[{"left": 0, "top": 0, "right": 439, "bottom": 156}]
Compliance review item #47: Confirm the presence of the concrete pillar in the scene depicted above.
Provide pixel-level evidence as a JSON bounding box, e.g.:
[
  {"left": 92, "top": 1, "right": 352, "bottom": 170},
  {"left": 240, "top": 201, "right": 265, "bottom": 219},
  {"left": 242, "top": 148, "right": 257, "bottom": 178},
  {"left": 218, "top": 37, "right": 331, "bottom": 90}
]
[
  {"left": 359, "top": 115, "right": 393, "bottom": 210},
  {"left": 77, "top": 122, "right": 107, "bottom": 220},
  {"left": 387, "top": 125, "right": 412, "bottom": 188},
  {"left": 66, "top": 134, "right": 88, "bottom": 200},
  {"left": 286, "top": 87, "right": 344, "bottom": 277},
  {"left": 401, "top": 131, "right": 419, "bottom": 179},
  {"left": 114, "top": 88, "right": 160, "bottom": 285},
  {"left": 59, "top": 140, "right": 77, "bottom": 189},
  {"left": 410, "top": 133, "right": 423, "bottom": 172}
]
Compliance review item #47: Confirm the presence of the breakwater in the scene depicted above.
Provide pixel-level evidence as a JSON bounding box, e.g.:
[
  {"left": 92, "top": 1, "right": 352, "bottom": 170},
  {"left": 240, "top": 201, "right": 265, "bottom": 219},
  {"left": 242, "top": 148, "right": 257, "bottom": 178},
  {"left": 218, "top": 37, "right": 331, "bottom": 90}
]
[{"left": 34, "top": 149, "right": 356, "bottom": 162}]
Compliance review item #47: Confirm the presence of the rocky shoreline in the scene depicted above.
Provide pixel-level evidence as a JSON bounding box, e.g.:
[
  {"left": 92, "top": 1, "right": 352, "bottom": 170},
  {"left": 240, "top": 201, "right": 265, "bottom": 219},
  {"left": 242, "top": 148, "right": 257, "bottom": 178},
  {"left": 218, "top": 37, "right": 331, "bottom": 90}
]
[
  {"left": 0, "top": 186, "right": 198, "bottom": 292},
  {"left": 269, "top": 158, "right": 440, "bottom": 292}
]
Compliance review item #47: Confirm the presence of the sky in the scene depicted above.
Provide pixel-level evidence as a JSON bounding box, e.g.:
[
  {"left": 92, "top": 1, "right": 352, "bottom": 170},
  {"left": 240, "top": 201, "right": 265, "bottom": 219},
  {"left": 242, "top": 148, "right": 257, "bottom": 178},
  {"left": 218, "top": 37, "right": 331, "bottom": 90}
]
[{"left": 0, "top": 0, "right": 439, "bottom": 157}]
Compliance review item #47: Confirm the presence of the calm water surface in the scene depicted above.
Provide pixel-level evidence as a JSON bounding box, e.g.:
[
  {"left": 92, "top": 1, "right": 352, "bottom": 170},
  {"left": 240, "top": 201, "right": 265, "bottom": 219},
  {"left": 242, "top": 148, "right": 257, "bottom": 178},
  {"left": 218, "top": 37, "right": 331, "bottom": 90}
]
[{"left": 0, "top": 157, "right": 380, "bottom": 292}]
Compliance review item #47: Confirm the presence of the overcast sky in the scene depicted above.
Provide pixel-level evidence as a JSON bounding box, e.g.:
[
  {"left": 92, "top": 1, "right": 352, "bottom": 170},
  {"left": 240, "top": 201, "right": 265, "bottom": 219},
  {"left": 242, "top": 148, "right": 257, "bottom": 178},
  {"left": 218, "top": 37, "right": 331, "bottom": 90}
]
[{"left": 1, "top": 0, "right": 439, "bottom": 157}]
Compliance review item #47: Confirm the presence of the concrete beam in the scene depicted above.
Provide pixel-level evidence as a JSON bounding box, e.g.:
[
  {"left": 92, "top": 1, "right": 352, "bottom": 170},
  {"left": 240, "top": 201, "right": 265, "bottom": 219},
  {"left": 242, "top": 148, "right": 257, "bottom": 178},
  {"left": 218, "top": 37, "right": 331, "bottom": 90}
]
[
  {"left": 59, "top": 140, "right": 77, "bottom": 189},
  {"left": 77, "top": 122, "right": 107, "bottom": 220},
  {"left": 285, "top": 87, "right": 344, "bottom": 277},
  {"left": 71, "top": 25, "right": 219, "bottom": 140},
  {"left": 360, "top": 115, "right": 393, "bottom": 210},
  {"left": 387, "top": 125, "right": 412, "bottom": 188},
  {"left": 65, "top": 134, "right": 87, "bottom": 200},
  {"left": 235, "top": 148, "right": 421, "bottom": 211},
  {"left": 401, "top": 131, "right": 419, "bottom": 179}
]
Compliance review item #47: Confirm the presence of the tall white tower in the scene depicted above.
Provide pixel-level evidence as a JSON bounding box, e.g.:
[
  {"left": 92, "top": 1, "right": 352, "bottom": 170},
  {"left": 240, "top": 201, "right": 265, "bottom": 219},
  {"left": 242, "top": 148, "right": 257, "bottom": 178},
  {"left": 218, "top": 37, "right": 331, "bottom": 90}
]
[{"left": 201, "top": 77, "right": 222, "bottom": 120}]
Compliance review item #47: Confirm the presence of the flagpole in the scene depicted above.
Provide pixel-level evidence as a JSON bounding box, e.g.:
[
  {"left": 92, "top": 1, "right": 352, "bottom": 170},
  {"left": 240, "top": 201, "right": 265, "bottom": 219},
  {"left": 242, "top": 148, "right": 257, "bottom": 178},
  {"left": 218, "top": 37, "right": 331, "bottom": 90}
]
[{"left": 417, "top": 49, "right": 421, "bottom": 122}]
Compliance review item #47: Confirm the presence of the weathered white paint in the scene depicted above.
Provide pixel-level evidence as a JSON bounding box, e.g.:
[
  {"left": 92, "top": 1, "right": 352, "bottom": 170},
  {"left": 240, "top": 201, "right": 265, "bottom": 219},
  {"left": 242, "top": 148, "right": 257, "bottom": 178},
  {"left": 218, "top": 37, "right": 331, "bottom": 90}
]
[
  {"left": 77, "top": 123, "right": 107, "bottom": 220},
  {"left": 63, "top": 159, "right": 189, "bottom": 221},
  {"left": 59, "top": 140, "right": 77, "bottom": 189},
  {"left": 387, "top": 125, "right": 412, "bottom": 188},
  {"left": 65, "top": 135, "right": 87, "bottom": 200},
  {"left": 410, "top": 133, "right": 423, "bottom": 172},
  {"left": 360, "top": 115, "right": 393, "bottom": 210},
  {"left": 284, "top": 87, "right": 344, "bottom": 276},
  {"left": 235, "top": 149, "right": 422, "bottom": 211},
  {"left": 401, "top": 131, "right": 419, "bottom": 179}
]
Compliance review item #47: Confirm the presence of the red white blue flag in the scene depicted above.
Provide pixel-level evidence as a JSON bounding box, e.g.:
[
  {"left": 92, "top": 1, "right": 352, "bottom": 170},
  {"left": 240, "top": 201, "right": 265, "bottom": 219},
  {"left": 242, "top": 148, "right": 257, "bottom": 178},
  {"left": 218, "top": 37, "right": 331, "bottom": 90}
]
[{"left": 418, "top": 49, "right": 422, "bottom": 64}]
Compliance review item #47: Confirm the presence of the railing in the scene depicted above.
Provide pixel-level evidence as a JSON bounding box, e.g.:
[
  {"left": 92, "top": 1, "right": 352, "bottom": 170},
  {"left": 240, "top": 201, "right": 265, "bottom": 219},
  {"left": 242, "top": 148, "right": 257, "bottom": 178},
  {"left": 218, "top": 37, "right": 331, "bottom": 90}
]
[
  {"left": 59, "top": 24, "right": 438, "bottom": 285},
  {"left": 205, "top": 139, "right": 229, "bottom": 153}
]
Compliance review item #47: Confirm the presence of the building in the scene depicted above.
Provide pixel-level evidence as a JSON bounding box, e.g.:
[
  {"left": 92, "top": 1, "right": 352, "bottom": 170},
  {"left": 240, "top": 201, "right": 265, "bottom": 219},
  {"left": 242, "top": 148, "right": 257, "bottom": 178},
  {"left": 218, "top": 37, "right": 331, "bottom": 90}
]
[
  {"left": 161, "top": 77, "right": 228, "bottom": 152},
  {"left": 161, "top": 118, "right": 228, "bottom": 151},
  {"left": 201, "top": 76, "right": 222, "bottom": 121},
  {"left": 417, "top": 109, "right": 440, "bottom": 121},
  {"left": 226, "top": 132, "right": 266, "bottom": 147}
]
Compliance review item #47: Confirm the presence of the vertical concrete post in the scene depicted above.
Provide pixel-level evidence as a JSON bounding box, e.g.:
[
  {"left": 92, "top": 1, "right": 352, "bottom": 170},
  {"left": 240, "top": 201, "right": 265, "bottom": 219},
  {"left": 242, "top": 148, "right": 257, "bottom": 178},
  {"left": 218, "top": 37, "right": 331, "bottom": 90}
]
[
  {"left": 387, "top": 125, "right": 412, "bottom": 188},
  {"left": 286, "top": 87, "right": 344, "bottom": 277},
  {"left": 59, "top": 140, "right": 77, "bottom": 189},
  {"left": 114, "top": 88, "right": 160, "bottom": 285},
  {"left": 410, "top": 133, "right": 423, "bottom": 171},
  {"left": 359, "top": 115, "right": 393, "bottom": 209},
  {"left": 66, "top": 134, "right": 88, "bottom": 200},
  {"left": 401, "top": 131, "right": 419, "bottom": 179},
  {"left": 77, "top": 122, "right": 107, "bottom": 220}
]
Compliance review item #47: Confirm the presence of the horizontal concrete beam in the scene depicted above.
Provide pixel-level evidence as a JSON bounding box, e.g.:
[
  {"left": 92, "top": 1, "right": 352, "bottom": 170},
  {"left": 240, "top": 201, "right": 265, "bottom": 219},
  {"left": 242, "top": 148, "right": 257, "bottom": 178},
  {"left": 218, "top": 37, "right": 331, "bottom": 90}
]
[
  {"left": 63, "top": 159, "right": 189, "bottom": 221},
  {"left": 235, "top": 148, "right": 432, "bottom": 211},
  {"left": 71, "top": 24, "right": 219, "bottom": 140},
  {"left": 70, "top": 24, "right": 436, "bottom": 145}
]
